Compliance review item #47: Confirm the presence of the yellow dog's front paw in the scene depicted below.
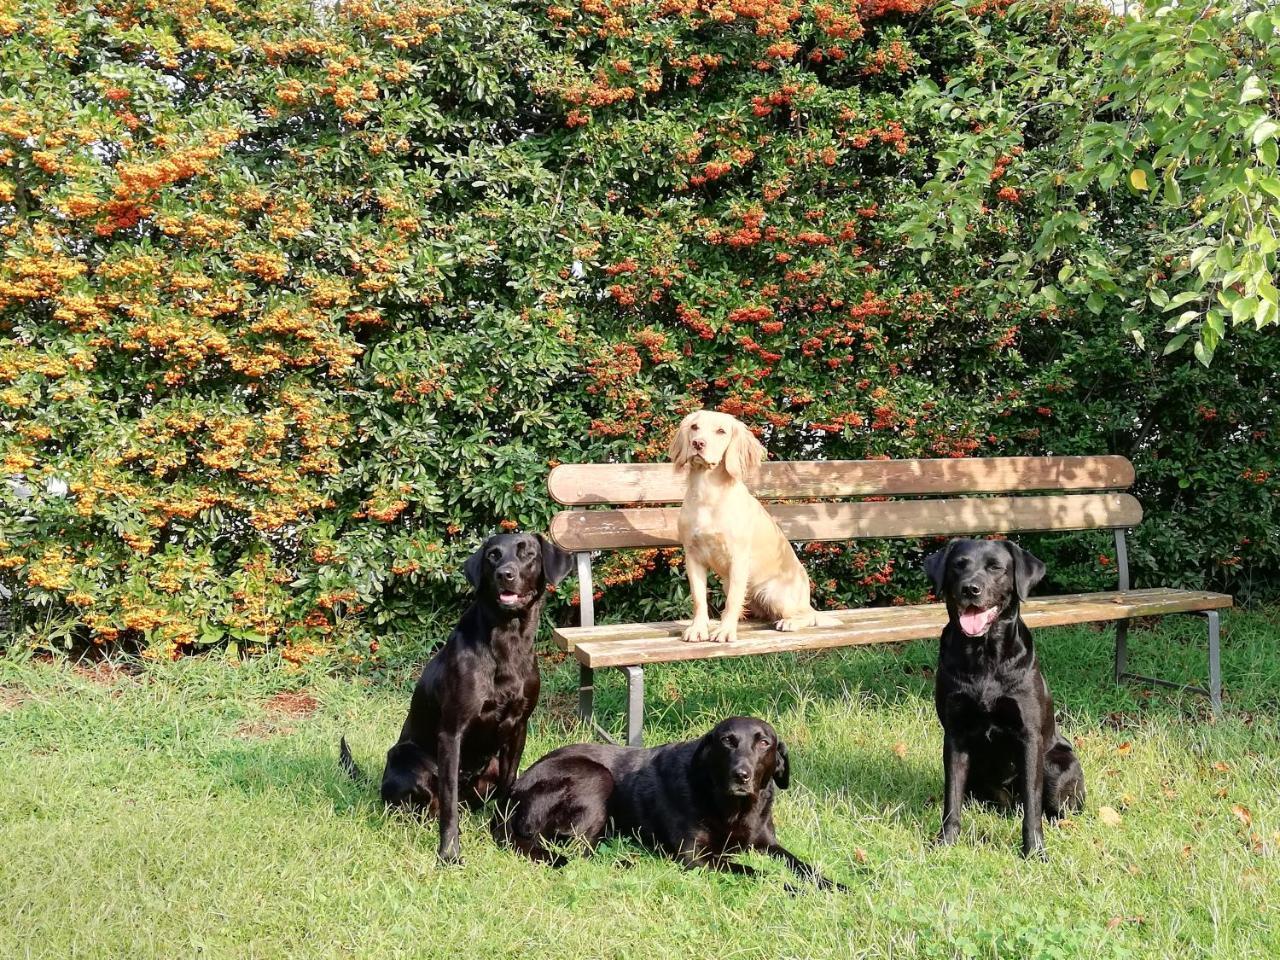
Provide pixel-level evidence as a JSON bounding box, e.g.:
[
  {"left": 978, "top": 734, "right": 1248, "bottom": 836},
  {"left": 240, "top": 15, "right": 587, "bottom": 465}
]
[
  {"left": 774, "top": 616, "right": 812, "bottom": 632},
  {"left": 682, "top": 619, "right": 711, "bottom": 643},
  {"left": 709, "top": 621, "right": 737, "bottom": 643}
]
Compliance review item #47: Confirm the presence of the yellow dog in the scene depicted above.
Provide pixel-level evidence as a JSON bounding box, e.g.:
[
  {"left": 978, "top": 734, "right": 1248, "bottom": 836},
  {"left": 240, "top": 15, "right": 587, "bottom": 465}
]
[{"left": 668, "top": 411, "right": 838, "bottom": 643}]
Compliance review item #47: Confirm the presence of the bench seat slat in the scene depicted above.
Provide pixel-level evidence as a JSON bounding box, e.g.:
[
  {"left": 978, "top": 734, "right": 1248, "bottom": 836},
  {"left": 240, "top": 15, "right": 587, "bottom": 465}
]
[
  {"left": 556, "top": 590, "right": 1232, "bottom": 667},
  {"left": 548, "top": 456, "right": 1135, "bottom": 505},
  {"left": 552, "top": 587, "right": 1190, "bottom": 651},
  {"left": 549, "top": 493, "right": 1143, "bottom": 551}
]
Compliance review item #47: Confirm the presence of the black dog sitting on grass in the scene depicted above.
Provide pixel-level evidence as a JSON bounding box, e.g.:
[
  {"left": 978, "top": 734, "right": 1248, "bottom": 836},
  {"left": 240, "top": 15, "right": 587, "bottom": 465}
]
[
  {"left": 341, "top": 532, "right": 572, "bottom": 864},
  {"left": 491, "top": 716, "right": 844, "bottom": 889},
  {"left": 924, "top": 538, "right": 1086, "bottom": 858}
]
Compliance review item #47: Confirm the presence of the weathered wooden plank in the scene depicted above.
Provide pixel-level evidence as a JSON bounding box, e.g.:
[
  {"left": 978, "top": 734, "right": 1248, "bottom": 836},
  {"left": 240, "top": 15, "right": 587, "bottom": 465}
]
[
  {"left": 548, "top": 456, "right": 1135, "bottom": 506},
  {"left": 548, "top": 493, "right": 1143, "bottom": 551},
  {"left": 568, "top": 590, "right": 1232, "bottom": 667},
  {"left": 551, "top": 588, "right": 1189, "bottom": 651}
]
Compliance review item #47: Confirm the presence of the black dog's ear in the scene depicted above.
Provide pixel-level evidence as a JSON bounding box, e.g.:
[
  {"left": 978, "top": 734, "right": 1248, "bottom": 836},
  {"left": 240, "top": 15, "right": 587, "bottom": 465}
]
[
  {"left": 773, "top": 739, "right": 791, "bottom": 790},
  {"left": 692, "top": 730, "right": 713, "bottom": 767},
  {"left": 923, "top": 541, "right": 954, "bottom": 594},
  {"left": 537, "top": 534, "right": 574, "bottom": 587},
  {"left": 1005, "top": 540, "right": 1046, "bottom": 601},
  {"left": 462, "top": 540, "right": 489, "bottom": 590}
]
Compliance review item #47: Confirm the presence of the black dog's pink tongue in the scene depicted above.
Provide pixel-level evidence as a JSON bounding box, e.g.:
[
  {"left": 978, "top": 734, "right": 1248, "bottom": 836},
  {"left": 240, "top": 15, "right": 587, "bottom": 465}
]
[
  {"left": 499, "top": 591, "right": 522, "bottom": 604},
  {"left": 959, "top": 605, "right": 999, "bottom": 637}
]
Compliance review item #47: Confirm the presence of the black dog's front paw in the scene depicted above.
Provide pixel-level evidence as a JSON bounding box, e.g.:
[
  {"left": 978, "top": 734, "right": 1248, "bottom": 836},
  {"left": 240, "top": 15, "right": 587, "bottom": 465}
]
[
  {"left": 935, "top": 828, "right": 959, "bottom": 847},
  {"left": 437, "top": 842, "right": 464, "bottom": 866},
  {"left": 1020, "top": 836, "right": 1047, "bottom": 861}
]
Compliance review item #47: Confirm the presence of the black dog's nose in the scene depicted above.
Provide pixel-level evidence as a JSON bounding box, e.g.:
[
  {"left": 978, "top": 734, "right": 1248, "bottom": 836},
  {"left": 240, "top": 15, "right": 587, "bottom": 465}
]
[
  {"left": 497, "top": 566, "right": 517, "bottom": 583},
  {"left": 733, "top": 766, "right": 751, "bottom": 784},
  {"left": 961, "top": 582, "right": 980, "bottom": 599}
]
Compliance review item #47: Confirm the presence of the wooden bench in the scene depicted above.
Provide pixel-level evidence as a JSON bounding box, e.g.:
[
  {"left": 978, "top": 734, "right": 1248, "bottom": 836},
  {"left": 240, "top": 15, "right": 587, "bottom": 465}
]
[{"left": 547, "top": 456, "right": 1231, "bottom": 745}]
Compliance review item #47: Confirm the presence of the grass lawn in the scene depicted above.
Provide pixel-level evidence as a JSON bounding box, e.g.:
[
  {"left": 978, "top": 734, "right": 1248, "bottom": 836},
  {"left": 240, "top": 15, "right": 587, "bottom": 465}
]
[{"left": 2, "top": 608, "right": 1278, "bottom": 959}]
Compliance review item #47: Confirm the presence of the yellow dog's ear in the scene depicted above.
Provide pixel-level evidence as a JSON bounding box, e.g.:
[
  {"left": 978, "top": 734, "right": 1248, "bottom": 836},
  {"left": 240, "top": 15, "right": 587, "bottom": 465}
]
[
  {"left": 667, "top": 414, "right": 695, "bottom": 469},
  {"left": 724, "top": 419, "right": 766, "bottom": 479}
]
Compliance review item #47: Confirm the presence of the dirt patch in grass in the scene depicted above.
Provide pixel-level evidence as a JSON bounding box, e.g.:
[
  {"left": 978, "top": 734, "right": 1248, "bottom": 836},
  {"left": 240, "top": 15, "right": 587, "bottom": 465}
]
[
  {"left": 235, "top": 720, "right": 296, "bottom": 740},
  {"left": 74, "top": 661, "right": 139, "bottom": 688},
  {"left": 264, "top": 690, "right": 318, "bottom": 718},
  {"left": 541, "top": 689, "right": 578, "bottom": 724},
  {"left": 233, "top": 689, "right": 318, "bottom": 739},
  {"left": 0, "top": 685, "right": 29, "bottom": 711}
]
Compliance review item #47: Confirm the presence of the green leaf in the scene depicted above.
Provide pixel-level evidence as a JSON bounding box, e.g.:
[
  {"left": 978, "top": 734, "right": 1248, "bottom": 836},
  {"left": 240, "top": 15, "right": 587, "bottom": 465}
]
[
  {"left": 1256, "top": 176, "right": 1280, "bottom": 201},
  {"left": 1252, "top": 120, "right": 1280, "bottom": 147},
  {"left": 1193, "top": 339, "right": 1213, "bottom": 366},
  {"left": 1163, "top": 333, "right": 1190, "bottom": 355},
  {"left": 1203, "top": 309, "right": 1223, "bottom": 340},
  {"left": 1129, "top": 168, "right": 1149, "bottom": 191},
  {"left": 1239, "top": 74, "right": 1267, "bottom": 104},
  {"left": 1164, "top": 290, "right": 1201, "bottom": 311},
  {"left": 1247, "top": 10, "right": 1276, "bottom": 41}
]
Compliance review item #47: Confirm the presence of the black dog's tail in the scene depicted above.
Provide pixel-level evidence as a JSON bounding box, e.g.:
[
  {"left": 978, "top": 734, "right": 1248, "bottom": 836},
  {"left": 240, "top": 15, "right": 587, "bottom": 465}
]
[{"left": 339, "top": 735, "right": 367, "bottom": 783}]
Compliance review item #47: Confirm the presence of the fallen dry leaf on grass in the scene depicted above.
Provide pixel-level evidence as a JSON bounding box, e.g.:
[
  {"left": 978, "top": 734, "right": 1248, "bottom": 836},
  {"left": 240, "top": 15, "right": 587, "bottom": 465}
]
[
  {"left": 1099, "top": 805, "right": 1123, "bottom": 827},
  {"left": 892, "top": 742, "right": 908, "bottom": 758},
  {"left": 1107, "top": 916, "right": 1144, "bottom": 930},
  {"left": 1232, "top": 804, "right": 1253, "bottom": 828},
  {"left": 1212, "top": 761, "right": 1231, "bottom": 773},
  {"left": 1116, "top": 741, "right": 1132, "bottom": 755}
]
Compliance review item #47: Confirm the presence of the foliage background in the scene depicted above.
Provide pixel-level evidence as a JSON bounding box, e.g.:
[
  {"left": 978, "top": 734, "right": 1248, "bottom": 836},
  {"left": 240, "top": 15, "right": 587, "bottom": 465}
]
[{"left": 1, "top": 0, "right": 1276, "bottom": 661}]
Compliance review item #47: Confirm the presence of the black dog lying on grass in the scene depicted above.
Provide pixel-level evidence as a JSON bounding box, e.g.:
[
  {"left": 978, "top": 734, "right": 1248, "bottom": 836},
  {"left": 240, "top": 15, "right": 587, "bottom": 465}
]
[
  {"left": 924, "top": 538, "right": 1086, "bottom": 858},
  {"left": 341, "top": 532, "right": 572, "bottom": 863},
  {"left": 491, "top": 716, "right": 844, "bottom": 889}
]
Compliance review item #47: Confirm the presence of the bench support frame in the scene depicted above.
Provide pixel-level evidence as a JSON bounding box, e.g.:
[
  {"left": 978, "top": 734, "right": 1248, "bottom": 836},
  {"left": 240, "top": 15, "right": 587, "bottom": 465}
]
[
  {"left": 573, "top": 529, "right": 1223, "bottom": 745},
  {"left": 1111, "top": 528, "right": 1222, "bottom": 713},
  {"left": 573, "top": 547, "right": 646, "bottom": 746}
]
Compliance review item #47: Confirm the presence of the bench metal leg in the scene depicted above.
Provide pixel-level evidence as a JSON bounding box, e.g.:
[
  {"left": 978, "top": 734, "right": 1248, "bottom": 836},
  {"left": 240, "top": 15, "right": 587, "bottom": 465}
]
[
  {"left": 624, "top": 666, "right": 644, "bottom": 747},
  {"left": 1114, "top": 618, "right": 1129, "bottom": 683},
  {"left": 1115, "top": 611, "right": 1223, "bottom": 714},
  {"left": 1207, "top": 610, "right": 1222, "bottom": 714},
  {"left": 577, "top": 664, "right": 594, "bottom": 725}
]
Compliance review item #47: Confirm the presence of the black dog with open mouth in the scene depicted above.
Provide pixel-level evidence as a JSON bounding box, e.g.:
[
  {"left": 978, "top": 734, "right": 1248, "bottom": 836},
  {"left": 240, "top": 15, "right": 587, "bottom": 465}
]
[
  {"left": 924, "top": 538, "right": 1085, "bottom": 858},
  {"left": 490, "top": 716, "right": 843, "bottom": 889},
  {"left": 341, "top": 532, "right": 572, "bottom": 863}
]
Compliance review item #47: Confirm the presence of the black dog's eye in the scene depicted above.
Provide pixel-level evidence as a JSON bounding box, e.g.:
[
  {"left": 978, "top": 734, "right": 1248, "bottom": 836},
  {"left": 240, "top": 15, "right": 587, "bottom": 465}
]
[
  {"left": 986, "top": 560, "right": 1003, "bottom": 571},
  {"left": 721, "top": 735, "right": 736, "bottom": 747},
  {"left": 487, "top": 550, "right": 502, "bottom": 564},
  {"left": 757, "top": 738, "right": 770, "bottom": 749}
]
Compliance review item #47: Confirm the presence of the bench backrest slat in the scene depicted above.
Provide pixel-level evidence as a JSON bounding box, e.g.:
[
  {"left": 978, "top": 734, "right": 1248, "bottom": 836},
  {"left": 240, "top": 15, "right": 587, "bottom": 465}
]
[
  {"left": 548, "top": 493, "right": 1143, "bottom": 551},
  {"left": 548, "top": 455, "right": 1134, "bottom": 506}
]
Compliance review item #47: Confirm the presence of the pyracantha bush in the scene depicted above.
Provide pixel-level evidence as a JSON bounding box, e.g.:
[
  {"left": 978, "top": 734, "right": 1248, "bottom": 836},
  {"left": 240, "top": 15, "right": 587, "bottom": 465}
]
[{"left": 1, "top": 0, "right": 1274, "bottom": 663}]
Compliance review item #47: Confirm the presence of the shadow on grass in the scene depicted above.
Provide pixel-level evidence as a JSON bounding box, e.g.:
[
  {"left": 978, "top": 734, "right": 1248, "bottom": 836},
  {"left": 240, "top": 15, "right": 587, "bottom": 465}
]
[{"left": 201, "top": 736, "right": 392, "bottom": 821}]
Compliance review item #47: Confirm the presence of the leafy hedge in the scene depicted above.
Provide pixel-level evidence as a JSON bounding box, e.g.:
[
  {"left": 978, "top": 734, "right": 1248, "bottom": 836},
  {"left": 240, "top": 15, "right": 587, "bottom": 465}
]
[{"left": 1, "top": 0, "right": 1276, "bottom": 662}]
